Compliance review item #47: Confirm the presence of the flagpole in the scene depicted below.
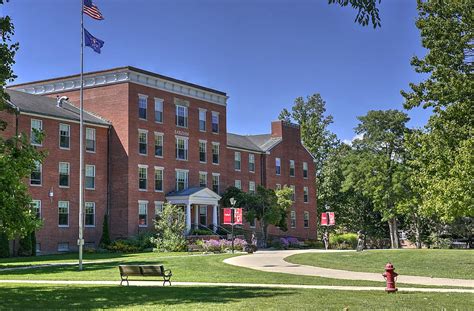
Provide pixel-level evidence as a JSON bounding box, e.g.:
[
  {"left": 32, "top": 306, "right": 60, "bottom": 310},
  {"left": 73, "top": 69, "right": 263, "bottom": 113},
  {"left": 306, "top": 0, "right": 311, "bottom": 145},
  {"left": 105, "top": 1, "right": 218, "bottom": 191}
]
[{"left": 78, "top": 0, "right": 85, "bottom": 271}]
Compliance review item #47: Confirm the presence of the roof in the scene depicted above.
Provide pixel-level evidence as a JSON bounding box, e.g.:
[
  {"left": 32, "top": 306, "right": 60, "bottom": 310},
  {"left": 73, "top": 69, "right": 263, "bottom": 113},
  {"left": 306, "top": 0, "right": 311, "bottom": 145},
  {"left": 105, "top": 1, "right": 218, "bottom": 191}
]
[
  {"left": 227, "top": 133, "right": 282, "bottom": 152},
  {"left": 166, "top": 187, "right": 208, "bottom": 197},
  {"left": 166, "top": 187, "right": 221, "bottom": 203},
  {"left": 5, "top": 89, "right": 110, "bottom": 126}
]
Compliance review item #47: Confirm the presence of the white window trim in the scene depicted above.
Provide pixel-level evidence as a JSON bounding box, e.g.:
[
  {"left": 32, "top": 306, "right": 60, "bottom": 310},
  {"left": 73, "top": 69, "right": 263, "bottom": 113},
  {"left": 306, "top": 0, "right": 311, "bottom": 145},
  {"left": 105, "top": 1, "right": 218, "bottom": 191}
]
[
  {"left": 138, "top": 200, "right": 149, "bottom": 227},
  {"left": 154, "top": 98, "right": 164, "bottom": 124},
  {"left": 249, "top": 181, "right": 256, "bottom": 193},
  {"left": 154, "top": 201, "right": 164, "bottom": 216},
  {"left": 30, "top": 119, "right": 43, "bottom": 147},
  {"left": 138, "top": 94, "right": 148, "bottom": 121},
  {"left": 249, "top": 153, "right": 255, "bottom": 173},
  {"left": 176, "top": 105, "right": 188, "bottom": 128},
  {"left": 212, "top": 142, "right": 220, "bottom": 165},
  {"left": 32, "top": 200, "right": 41, "bottom": 219},
  {"left": 303, "top": 162, "right": 308, "bottom": 179},
  {"left": 85, "top": 164, "right": 96, "bottom": 190},
  {"left": 58, "top": 162, "right": 70, "bottom": 188},
  {"left": 138, "top": 164, "right": 148, "bottom": 191},
  {"left": 175, "top": 169, "right": 189, "bottom": 190},
  {"left": 304, "top": 211, "right": 310, "bottom": 228},
  {"left": 85, "top": 127, "right": 96, "bottom": 153},
  {"left": 199, "top": 140, "right": 207, "bottom": 164},
  {"left": 275, "top": 157, "right": 281, "bottom": 176},
  {"left": 199, "top": 108, "right": 207, "bottom": 132},
  {"left": 154, "top": 166, "right": 164, "bottom": 193},
  {"left": 290, "top": 160, "right": 295, "bottom": 177},
  {"left": 59, "top": 123, "right": 71, "bottom": 150},
  {"left": 304, "top": 186, "right": 309, "bottom": 203},
  {"left": 154, "top": 132, "right": 164, "bottom": 158},
  {"left": 85, "top": 202, "right": 96, "bottom": 228},
  {"left": 211, "top": 111, "right": 219, "bottom": 134},
  {"left": 234, "top": 152, "right": 241, "bottom": 171},
  {"left": 175, "top": 136, "right": 189, "bottom": 161},
  {"left": 58, "top": 201, "right": 69, "bottom": 228},
  {"left": 138, "top": 129, "right": 148, "bottom": 156},
  {"left": 30, "top": 162, "right": 42, "bottom": 186},
  {"left": 290, "top": 211, "right": 296, "bottom": 228},
  {"left": 199, "top": 171, "right": 208, "bottom": 187},
  {"left": 235, "top": 179, "right": 242, "bottom": 190}
]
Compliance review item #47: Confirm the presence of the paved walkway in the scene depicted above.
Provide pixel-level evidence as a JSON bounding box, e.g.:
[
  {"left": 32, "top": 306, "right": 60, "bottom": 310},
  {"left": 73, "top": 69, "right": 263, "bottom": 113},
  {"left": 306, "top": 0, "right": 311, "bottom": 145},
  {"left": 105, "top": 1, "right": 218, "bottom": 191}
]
[
  {"left": 0, "top": 279, "right": 473, "bottom": 293},
  {"left": 223, "top": 249, "right": 474, "bottom": 288}
]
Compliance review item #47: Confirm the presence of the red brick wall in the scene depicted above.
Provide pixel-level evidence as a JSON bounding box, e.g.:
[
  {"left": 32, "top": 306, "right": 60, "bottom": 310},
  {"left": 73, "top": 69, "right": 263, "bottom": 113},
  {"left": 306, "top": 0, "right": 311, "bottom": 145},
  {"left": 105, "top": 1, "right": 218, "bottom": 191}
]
[{"left": 224, "top": 148, "right": 262, "bottom": 192}]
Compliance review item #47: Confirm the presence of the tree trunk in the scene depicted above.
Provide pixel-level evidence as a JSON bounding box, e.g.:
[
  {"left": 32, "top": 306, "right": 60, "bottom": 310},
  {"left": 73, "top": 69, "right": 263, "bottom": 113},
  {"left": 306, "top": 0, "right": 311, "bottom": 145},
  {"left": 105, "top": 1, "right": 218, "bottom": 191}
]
[
  {"left": 261, "top": 221, "right": 267, "bottom": 248},
  {"left": 388, "top": 217, "right": 399, "bottom": 249},
  {"left": 413, "top": 214, "right": 422, "bottom": 249}
]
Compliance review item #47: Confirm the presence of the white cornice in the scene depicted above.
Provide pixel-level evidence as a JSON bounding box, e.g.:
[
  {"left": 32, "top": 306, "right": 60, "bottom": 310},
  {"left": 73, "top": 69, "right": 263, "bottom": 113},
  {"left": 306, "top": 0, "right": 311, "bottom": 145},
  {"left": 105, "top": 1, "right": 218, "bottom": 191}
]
[{"left": 11, "top": 69, "right": 228, "bottom": 106}]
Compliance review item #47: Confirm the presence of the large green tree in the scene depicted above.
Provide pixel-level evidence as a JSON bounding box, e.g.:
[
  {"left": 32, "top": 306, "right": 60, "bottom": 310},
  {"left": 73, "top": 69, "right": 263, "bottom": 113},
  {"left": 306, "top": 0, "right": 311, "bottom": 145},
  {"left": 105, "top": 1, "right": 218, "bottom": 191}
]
[
  {"left": 401, "top": 0, "right": 474, "bottom": 222},
  {"left": 329, "top": 0, "right": 382, "bottom": 28}
]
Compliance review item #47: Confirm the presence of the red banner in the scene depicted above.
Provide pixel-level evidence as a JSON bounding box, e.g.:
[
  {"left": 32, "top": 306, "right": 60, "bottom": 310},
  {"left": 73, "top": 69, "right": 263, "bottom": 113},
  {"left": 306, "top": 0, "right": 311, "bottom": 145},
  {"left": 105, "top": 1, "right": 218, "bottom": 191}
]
[
  {"left": 320, "top": 213, "right": 328, "bottom": 226},
  {"left": 223, "top": 208, "right": 232, "bottom": 224},
  {"left": 328, "top": 212, "right": 335, "bottom": 225},
  {"left": 234, "top": 208, "right": 243, "bottom": 225}
]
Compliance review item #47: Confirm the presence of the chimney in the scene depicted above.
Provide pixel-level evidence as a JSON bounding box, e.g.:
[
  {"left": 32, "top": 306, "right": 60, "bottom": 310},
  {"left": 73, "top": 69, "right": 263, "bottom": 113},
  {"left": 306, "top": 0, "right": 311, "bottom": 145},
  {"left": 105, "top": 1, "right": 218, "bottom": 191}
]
[
  {"left": 271, "top": 120, "right": 301, "bottom": 141},
  {"left": 56, "top": 96, "right": 69, "bottom": 108}
]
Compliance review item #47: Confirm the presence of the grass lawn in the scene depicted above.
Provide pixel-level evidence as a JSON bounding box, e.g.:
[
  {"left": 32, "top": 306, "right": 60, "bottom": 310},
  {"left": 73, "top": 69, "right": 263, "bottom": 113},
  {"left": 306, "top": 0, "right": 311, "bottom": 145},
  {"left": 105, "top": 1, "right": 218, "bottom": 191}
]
[
  {"left": 286, "top": 249, "right": 474, "bottom": 279},
  {"left": 0, "top": 283, "right": 472, "bottom": 310}
]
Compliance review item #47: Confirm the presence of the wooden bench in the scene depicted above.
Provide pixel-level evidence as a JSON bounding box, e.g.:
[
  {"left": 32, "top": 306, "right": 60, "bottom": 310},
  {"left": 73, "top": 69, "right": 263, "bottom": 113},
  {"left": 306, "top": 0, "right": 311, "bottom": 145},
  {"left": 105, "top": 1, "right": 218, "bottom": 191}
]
[{"left": 118, "top": 265, "right": 172, "bottom": 286}]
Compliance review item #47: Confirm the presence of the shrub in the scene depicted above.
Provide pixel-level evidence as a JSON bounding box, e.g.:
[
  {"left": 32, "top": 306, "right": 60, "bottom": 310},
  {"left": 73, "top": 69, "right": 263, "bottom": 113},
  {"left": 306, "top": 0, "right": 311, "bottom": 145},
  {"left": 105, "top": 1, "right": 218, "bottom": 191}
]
[
  {"left": 286, "top": 237, "right": 300, "bottom": 248},
  {"left": 99, "top": 214, "right": 111, "bottom": 248},
  {"left": 17, "top": 233, "right": 32, "bottom": 256},
  {"left": 189, "top": 228, "right": 214, "bottom": 236},
  {"left": 329, "top": 233, "right": 358, "bottom": 249},
  {"left": 152, "top": 203, "right": 187, "bottom": 252},
  {"left": 232, "top": 238, "right": 248, "bottom": 251},
  {"left": 107, "top": 240, "right": 140, "bottom": 253},
  {"left": 304, "top": 240, "right": 325, "bottom": 249}
]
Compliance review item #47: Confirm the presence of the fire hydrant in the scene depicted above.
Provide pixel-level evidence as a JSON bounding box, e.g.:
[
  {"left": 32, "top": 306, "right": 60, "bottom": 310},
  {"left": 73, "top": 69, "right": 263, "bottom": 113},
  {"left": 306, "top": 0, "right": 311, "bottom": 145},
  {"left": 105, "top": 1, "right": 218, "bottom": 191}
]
[{"left": 382, "top": 262, "right": 398, "bottom": 293}]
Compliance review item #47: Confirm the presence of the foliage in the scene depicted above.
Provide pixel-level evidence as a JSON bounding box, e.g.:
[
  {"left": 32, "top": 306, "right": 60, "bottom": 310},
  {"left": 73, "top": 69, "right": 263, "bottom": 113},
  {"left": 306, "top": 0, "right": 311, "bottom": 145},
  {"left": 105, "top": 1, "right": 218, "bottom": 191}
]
[
  {"left": 271, "top": 237, "right": 301, "bottom": 249},
  {"left": 328, "top": 0, "right": 382, "bottom": 28},
  {"left": 106, "top": 240, "right": 140, "bottom": 253},
  {"left": 17, "top": 233, "right": 32, "bottom": 256},
  {"left": 189, "top": 228, "right": 214, "bottom": 236},
  {"left": 99, "top": 214, "right": 111, "bottom": 247},
  {"left": 152, "top": 203, "right": 186, "bottom": 252},
  {"left": 329, "top": 233, "right": 358, "bottom": 249},
  {"left": 198, "top": 238, "right": 247, "bottom": 253},
  {"left": 0, "top": 232, "right": 9, "bottom": 258}
]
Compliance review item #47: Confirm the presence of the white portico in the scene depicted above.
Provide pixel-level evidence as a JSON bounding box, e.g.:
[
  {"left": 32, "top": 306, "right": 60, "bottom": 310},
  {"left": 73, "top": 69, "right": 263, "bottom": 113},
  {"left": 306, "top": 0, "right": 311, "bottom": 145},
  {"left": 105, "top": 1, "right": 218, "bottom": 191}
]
[{"left": 166, "top": 187, "right": 221, "bottom": 234}]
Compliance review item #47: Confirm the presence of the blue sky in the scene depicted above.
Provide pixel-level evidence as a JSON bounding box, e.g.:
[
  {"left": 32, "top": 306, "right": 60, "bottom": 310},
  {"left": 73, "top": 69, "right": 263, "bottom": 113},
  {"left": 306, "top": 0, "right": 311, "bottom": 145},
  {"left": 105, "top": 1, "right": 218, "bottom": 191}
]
[{"left": 2, "top": 0, "right": 430, "bottom": 142}]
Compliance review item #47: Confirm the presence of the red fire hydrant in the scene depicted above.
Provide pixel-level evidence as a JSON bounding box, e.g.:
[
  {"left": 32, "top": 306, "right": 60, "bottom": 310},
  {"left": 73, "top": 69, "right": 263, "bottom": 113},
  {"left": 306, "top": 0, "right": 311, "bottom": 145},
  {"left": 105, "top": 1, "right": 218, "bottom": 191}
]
[{"left": 382, "top": 262, "right": 398, "bottom": 293}]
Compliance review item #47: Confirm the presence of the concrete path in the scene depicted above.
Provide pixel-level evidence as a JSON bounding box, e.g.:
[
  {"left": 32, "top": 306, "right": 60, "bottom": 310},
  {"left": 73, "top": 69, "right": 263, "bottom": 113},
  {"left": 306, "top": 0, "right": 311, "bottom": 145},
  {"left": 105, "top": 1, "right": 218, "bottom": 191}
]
[
  {"left": 223, "top": 249, "right": 474, "bottom": 288},
  {"left": 0, "top": 279, "right": 473, "bottom": 293}
]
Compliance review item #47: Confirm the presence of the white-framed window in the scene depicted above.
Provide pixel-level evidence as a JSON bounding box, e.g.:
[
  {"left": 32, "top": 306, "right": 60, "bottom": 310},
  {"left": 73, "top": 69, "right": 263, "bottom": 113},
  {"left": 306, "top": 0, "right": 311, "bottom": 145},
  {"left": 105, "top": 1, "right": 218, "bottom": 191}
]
[
  {"left": 211, "top": 111, "right": 219, "bottom": 133},
  {"left": 249, "top": 154, "right": 255, "bottom": 172},
  {"left": 176, "top": 136, "right": 188, "bottom": 160},
  {"left": 290, "top": 211, "right": 296, "bottom": 228},
  {"left": 86, "top": 127, "right": 96, "bottom": 152},
  {"left": 176, "top": 105, "right": 188, "bottom": 128},
  {"left": 30, "top": 161, "right": 42, "bottom": 186},
  {"left": 85, "top": 165, "right": 95, "bottom": 190},
  {"left": 199, "top": 206, "right": 207, "bottom": 225},
  {"left": 154, "top": 98, "right": 164, "bottom": 123},
  {"left": 31, "top": 200, "right": 41, "bottom": 219},
  {"left": 85, "top": 202, "right": 95, "bottom": 227},
  {"left": 249, "top": 181, "right": 256, "bottom": 194},
  {"left": 138, "top": 95, "right": 148, "bottom": 120},
  {"left": 304, "top": 211, "right": 309, "bottom": 228},
  {"left": 276, "top": 184, "right": 282, "bottom": 190},
  {"left": 138, "top": 130, "right": 148, "bottom": 155},
  {"left": 138, "top": 200, "right": 148, "bottom": 227},
  {"left": 176, "top": 169, "right": 189, "bottom": 191},
  {"left": 59, "top": 123, "right": 70, "bottom": 149},
  {"left": 289, "top": 160, "right": 295, "bottom": 177},
  {"left": 303, "top": 162, "right": 308, "bottom": 179},
  {"left": 304, "top": 186, "right": 309, "bottom": 203},
  {"left": 234, "top": 152, "right": 241, "bottom": 171},
  {"left": 59, "top": 162, "right": 70, "bottom": 187},
  {"left": 138, "top": 165, "right": 148, "bottom": 191},
  {"left": 199, "top": 140, "right": 207, "bottom": 163},
  {"left": 212, "top": 173, "right": 220, "bottom": 193},
  {"left": 30, "top": 119, "right": 43, "bottom": 146},
  {"left": 58, "top": 201, "right": 69, "bottom": 227},
  {"left": 199, "top": 171, "right": 207, "bottom": 187},
  {"left": 57, "top": 243, "right": 69, "bottom": 252},
  {"left": 234, "top": 179, "right": 241, "bottom": 190},
  {"left": 275, "top": 157, "right": 281, "bottom": 175},
  {"left": 154, "top": 132, "right": 164, "bottom": 157},
  {"left": 155, "top": 201, "right": 164, "bottom": 218},
  {"left": 212, "top": 142, "right": 219, "bottom": 164},
  {"left": 154, "top": 167, "right": 164, "bottom": 192},
  {"left": 199, "top": 109, "right": 207, "bottom": 132},
  {"left": 290, "top": 185, "right": 296, "bottom": 202}
]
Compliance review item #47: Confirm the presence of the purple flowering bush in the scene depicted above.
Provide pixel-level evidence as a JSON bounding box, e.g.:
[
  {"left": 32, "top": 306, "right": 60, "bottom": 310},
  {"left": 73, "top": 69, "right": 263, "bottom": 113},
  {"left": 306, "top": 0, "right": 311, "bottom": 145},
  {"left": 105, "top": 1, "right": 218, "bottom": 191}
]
[
  {"left": 199, "top": 238, "right": 248, "bottom": 253},
  {"left": 272, "top": 237, "right": 300, "bottom": 249}
]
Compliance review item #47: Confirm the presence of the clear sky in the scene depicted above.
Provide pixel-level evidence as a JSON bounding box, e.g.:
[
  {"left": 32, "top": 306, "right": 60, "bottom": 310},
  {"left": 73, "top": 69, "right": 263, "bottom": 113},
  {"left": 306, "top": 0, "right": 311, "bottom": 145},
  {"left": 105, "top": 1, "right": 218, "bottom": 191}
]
[{"left": 2, "top": 0, "right": 430, "bottom": 142}]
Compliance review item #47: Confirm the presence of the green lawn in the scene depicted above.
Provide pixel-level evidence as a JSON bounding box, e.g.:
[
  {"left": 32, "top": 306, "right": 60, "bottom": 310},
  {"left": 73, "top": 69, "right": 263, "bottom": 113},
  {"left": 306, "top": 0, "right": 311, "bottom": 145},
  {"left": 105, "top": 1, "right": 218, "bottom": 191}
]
[
  {"left": 286, "top": 249, "right": 474, "bottom": 279},
  {"left": 0, "top": 283, "right": 472, "bottom": 310}
]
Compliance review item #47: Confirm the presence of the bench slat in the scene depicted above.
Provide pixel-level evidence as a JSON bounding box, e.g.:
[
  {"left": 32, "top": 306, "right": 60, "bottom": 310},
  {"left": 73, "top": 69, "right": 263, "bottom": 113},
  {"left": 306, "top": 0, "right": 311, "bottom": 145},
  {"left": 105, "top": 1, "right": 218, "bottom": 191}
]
[{"left": 140, "top": 265, "right": 164, "bottom": 276}]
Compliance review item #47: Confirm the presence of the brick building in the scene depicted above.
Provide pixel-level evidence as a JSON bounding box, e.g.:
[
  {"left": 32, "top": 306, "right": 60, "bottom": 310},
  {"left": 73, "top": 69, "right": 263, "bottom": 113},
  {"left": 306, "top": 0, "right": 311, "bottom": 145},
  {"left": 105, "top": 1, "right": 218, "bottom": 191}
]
[{"left": 4, "top": 66, "right": 317, "bottom": 253}]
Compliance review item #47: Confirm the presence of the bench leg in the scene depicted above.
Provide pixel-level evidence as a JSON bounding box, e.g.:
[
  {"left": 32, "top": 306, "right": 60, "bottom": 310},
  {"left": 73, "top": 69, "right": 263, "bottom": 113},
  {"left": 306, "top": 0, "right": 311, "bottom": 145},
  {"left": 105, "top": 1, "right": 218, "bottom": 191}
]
[
  {"left": 120, "top": 276, "right": 129, "bottom": 286},
  {"left": 163, "top": 277, "right": 171, "bottom": 286}
]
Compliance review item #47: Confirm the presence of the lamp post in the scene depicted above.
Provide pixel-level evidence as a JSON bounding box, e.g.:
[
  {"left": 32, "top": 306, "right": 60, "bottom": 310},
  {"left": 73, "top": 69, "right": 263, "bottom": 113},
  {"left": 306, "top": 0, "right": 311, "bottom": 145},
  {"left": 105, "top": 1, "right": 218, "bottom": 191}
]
[{"left": 229, "top": 197, "right": 236, "bottom": 254}]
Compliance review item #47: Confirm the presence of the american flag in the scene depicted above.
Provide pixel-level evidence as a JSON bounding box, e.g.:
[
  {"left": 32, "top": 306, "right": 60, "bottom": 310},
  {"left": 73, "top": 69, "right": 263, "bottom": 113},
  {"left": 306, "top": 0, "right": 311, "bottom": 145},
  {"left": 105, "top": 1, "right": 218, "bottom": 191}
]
[{"left": 83, "top": 0, "right": 104, "bottom": 20}]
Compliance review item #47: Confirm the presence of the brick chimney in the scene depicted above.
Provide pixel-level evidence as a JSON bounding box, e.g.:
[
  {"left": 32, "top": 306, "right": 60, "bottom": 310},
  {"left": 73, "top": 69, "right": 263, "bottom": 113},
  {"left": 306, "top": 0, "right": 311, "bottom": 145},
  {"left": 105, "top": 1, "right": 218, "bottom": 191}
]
[{"left": 271, "top": 120, "right": 301, "bottom": 141}]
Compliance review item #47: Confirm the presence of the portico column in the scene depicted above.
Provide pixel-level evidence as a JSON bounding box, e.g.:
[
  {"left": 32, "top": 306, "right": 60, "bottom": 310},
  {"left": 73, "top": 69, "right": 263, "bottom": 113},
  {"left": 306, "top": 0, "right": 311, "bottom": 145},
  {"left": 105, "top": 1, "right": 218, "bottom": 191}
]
[
  {"left": 186, "top": 203, "right": 192, "bottom": 234},
  {"left": 194, "top": 205, "right": 199, "bottom": 229},
  {"left": 213, "top": 204, "right": 218, "bottom": 232}
]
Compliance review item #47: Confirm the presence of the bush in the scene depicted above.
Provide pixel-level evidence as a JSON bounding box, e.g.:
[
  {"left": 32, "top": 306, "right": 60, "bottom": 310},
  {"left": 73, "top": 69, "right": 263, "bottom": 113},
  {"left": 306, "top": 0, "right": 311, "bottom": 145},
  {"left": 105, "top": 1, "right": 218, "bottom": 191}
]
[
  {"left": 189, "top": 228, "right": 214, "bottom": 236},
  {"left": 271, "top": 237, "right": 301, "bottom": 249},
  {"left": 107, "top": 240, "right": 140, "bottom": 253},
  {"left": 99, "top": 214, "right": 111, "bottom": 248},
  {"left": 199, "top": 238, "right": 248, "bottom": 253},
  {"left": 17, "top": 233, "right": 32, "bottom": 256},
  {"left": 0, "top": 233, "right": 10, "bottom": 258},
  {"left": 304, "top": 240, "right": 325, "bottom": 249},
  {"left": 329, "top": 233, "right": 358, "bottom": 249},
  {"left": 152, "top": 203, "right": 187, "bottom": 252}
]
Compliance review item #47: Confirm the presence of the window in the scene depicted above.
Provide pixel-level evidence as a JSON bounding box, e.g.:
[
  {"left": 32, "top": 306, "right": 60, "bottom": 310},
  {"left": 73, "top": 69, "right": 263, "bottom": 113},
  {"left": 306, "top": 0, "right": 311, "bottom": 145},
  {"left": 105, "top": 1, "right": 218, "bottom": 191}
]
[
  {"left": 212, "top": 174, "right": 220, "bottom": 193},
  {"left": 154, "top": 132, "right": 164, "bottom": 157},
  {"left": 276, "top": 184, "right": 282, "bottom": 190},
  {"left": 289, "top": 160, "right": 295, "bottom": 177},
  {"left": 31, "top": 200, "right": 41, "bottom": 219},
  {"left": 138, "top": 201, "right": 148, "bottom": 227},
  {"left": 199, "top": 172, "right": 207, "bottom": 187},
  {"left": 85, "top": 165, "right": 95, "bottom": 190},
  {"left": 30, "top": 119, "right": 43, "bottom": 146},
  {"left": 304, "top": 211, "right": 309, "bottom": 228},
  {"left": 212, "top": 143, "right": 219, "bottom": 164},
  {"left": 211, "top": 111, "right": 219, "bottom": 133},
  {"left": 249, "top": 181, "right": 256, "bottom": 194},
  {"left": 290, "top": 211, "right": 296, "bottom": 228},
  {"left": 86, "top": 128, "right": 96, "bottom": 152},
  {"left": 199, "top": 206, "right": 207, "bottom": 225},
  {"left": 138, "top": 95, "right": 147, "bottom": 119},
  {"left": 58, "top": 201, "right": 69, "bottom": 227},
  {"left": 154, "top": 167, "right": 164, "bottom": 192},
  {"left": 138, "top": 130, "right": 148, "bottom": 155},
  {"left": 155, "top": 201, "right": 164, "bottom": 218},
  {"left": 176, "top": 136, "right": 188, "bottom": 160},
  {"left": 275, "top": 158, "right": 281, "bottom": 175},
  {"left": 59, "top": 123, "right": 70, "bottom": 149},
  {"left": 303, "top": 162, "right": 308, "bottom": 178},
  {"left": 57, "top": 243, "right": 69, "bottom": 252},
  {"left": 176, "top": 170, "right": 189, "bottom": 191},
  {"left": 234, "top": 152, "right": 241, "bottom": 171},
  {"left": 30, "top": 161, "right": 42, "bottom": 185},
  {"left": 199, "top": 140, "right": 207, "bottom": 163},
  {"left": 234, "top": 180, "right": 241, "bottom": 190},
  {"left": 199, "top": 109, "right": 206, "bottom": 131},
  {"left": 290, "top": 185, "right": 296, "bottom": 201},
  {"left": 249, "top": 154, "right": 255, "bottom": 172},
  {"left": 154, "top": 98, "right": 163, "bottom": 123},
  {"left": 304, "top": 187, "right": 309, "bottom": 203},
  {"left": 85, "top": 202, "right": 95, "bottom": 227},
  {"left": 138, "top": 165, "right": 148, "bottom": 191},
  {"left": 59, "top": 162, "right": 70, "bottom": 187},
  {"left": 176, "top": 105, "right": 188, "bottom": 127}
]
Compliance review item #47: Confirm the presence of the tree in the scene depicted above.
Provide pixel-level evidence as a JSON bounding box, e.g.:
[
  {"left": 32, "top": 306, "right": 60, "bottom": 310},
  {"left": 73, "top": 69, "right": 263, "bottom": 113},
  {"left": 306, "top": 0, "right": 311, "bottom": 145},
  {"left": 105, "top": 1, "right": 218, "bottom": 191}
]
[
  {"left": 328, "top": 0, "right": 382, "bottom": 28},
  {"left": 152, "top": 203, "right": 186, "bottom": 252},
  {"left": 99, "top": 214, "right": 111, "bottom": 248},
  {"left": 401, "top": 0, "right": 474, "bottom": 222}
]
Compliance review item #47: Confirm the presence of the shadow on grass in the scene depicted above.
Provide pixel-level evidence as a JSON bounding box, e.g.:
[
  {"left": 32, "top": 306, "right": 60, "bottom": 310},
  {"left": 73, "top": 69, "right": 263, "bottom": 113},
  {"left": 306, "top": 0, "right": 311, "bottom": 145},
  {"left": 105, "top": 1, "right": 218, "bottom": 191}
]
[{"left": 0, "top": 285, "right": 296, "bottom": 309}]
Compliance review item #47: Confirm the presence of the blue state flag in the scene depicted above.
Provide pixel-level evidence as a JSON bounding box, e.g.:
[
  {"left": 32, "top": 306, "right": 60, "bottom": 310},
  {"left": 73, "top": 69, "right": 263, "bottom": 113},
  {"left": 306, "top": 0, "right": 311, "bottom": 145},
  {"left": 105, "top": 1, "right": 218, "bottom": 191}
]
[{"left": 84, "top": 28, "right": 105, "bottom": 54}]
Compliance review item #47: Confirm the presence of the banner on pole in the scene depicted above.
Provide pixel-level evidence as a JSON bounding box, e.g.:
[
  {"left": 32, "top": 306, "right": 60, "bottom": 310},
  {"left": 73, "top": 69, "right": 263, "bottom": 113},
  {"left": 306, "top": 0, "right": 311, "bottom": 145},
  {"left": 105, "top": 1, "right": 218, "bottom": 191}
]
[
  {"left": 234, "top": 208, "right": 243, "bottom": 225},
  {"left": 223, "top": 208, "right": 232, "bottom": 224},
  {"left": 320, "top": 213, "right": 328, "bottom": 226},
  {"left": 328, "top": 212, "right": 335, "bottom": 225}
]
